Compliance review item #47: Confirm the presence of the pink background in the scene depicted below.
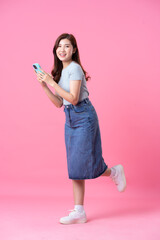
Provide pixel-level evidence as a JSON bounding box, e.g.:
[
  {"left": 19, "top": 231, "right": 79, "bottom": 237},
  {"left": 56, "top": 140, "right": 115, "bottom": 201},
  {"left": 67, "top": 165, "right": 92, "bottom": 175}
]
[{"left": 0, "top": 0, "right": 160, "bottom": 239}]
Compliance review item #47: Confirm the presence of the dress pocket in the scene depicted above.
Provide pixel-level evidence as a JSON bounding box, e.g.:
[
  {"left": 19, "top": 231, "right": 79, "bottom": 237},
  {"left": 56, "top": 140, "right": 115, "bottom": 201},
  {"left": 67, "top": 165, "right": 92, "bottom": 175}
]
[{"left": 72, "top": 104, "right": 86, "bottom": 113}]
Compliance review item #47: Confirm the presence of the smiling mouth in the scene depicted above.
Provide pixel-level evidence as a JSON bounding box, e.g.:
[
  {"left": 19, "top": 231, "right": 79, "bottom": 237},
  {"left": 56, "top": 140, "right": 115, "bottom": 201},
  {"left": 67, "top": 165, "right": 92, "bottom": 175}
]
[{"left": 59, "top": 54, "right": 66, "bottom": 57}]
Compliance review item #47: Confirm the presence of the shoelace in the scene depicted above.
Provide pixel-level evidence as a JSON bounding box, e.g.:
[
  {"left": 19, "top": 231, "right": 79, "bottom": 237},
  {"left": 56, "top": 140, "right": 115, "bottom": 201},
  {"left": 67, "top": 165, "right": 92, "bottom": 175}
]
[
  {"left": 68, "top": 209, "right": 76, "bottom": 212},
  {"left": 68, "top": 209, "right": 77, "bottom": 215},
  {"left": 111, "top": 175, "right": 119, "bottom": 185}
]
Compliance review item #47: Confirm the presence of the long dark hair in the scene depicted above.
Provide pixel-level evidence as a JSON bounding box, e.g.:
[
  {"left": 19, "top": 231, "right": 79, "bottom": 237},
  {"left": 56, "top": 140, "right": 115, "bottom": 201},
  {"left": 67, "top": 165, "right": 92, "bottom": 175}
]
[{"left": 51, "top": 33, "right": 91, "bottom": 83}]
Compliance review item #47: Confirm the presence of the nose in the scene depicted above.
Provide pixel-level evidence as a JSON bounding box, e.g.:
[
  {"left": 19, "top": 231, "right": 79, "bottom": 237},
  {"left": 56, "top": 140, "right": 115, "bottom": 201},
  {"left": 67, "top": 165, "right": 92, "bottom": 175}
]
[{"left": 60, "top": 46, "right": 65, "bottom": 51}]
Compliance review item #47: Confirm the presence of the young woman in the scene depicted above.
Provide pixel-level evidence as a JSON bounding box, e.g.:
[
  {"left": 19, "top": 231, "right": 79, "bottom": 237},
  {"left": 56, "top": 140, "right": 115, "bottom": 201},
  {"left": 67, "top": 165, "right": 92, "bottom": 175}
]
[{"left": 34, "top": 33, "right": 127, "bottom": 224}]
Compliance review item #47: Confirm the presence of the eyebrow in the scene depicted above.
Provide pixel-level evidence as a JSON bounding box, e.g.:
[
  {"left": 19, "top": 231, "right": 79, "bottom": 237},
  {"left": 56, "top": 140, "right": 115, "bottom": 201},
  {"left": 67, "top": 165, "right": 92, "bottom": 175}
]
[{"left": 58, "top": 43, "right": 70, "bottom": 45}]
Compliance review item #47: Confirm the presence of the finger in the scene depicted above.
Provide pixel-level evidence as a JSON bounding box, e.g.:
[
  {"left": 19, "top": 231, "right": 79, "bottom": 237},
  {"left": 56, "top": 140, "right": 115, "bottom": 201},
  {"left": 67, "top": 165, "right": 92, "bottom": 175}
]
[
  {"left": 40, "top": 69, "right": 45, "bottom": 74},
  {"left": 38, "top": 78, "right": 42, "bottom": 82},
  {"left": 39, "top": 74, "right": 43, "bottom": 77},
  {"left": 38, "top": 76, "right": 43, "bottom": 81},
  {"left": 37, "top": 74, "right": 42, "bottom": 79},
  {"left": 37, "top": 72, "right": 43, "bottom": 78},
  {"left": 38, "top": 72, "right": 44, "bottom": 77}
]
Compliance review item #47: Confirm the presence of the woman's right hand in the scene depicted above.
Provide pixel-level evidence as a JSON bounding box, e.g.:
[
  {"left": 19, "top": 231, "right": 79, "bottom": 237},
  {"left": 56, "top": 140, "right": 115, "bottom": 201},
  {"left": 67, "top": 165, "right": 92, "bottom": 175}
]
[{"left": 34, "top": 70, "right": 47, "bottom": 87}]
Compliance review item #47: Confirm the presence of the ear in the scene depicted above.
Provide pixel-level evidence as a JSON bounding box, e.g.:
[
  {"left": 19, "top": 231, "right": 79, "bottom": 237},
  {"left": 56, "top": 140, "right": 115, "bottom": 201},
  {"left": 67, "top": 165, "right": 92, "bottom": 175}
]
[{"left": 73, "top": 48, "right": 76, "bottom": 54}]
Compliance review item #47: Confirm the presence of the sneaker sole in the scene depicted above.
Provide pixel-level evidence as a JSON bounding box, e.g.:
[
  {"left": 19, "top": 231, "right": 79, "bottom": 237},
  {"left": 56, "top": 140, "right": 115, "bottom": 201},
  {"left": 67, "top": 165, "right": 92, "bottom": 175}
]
[
  {"left": 60, "top": 218, "right": 87, "bottom": 224},
  {"left": 117, "top": 164, "right": 127, "bottom": 192}
]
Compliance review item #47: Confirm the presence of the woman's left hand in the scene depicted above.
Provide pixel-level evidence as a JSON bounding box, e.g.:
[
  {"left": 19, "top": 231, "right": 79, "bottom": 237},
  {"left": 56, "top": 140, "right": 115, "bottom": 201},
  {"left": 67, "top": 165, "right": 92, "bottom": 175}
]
[{"left": 37, "top": 69, "right": 55, "bottom": 87}]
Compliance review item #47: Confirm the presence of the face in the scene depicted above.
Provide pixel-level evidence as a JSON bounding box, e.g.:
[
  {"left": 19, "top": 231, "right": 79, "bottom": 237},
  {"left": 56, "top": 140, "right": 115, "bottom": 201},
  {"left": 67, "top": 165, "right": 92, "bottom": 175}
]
[{"left": 56, "top": 38, "right": 75, "bottom": 63}]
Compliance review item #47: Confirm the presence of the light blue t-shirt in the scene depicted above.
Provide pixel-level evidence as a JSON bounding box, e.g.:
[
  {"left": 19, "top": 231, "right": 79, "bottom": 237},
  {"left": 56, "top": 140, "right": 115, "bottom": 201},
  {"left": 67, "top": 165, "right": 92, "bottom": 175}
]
[{"left": 58, "top": 61, "right": 89, "bottom": 105}]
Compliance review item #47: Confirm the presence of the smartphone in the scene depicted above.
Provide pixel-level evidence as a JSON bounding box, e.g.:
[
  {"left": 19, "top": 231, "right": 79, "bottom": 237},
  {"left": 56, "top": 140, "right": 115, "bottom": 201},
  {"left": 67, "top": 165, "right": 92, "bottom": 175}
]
[{"left": 32, "top": 63, "right": 43, "bottom": 73}]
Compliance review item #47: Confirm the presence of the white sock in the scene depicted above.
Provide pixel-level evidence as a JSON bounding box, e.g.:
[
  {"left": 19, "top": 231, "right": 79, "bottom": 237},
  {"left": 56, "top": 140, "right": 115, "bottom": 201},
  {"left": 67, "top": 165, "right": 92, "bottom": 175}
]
[
  {"left": 110, "top": 167, "right": 116, "bottom": 177},
  {"left": 74, "top": 205, "right": 84, "bottom": 213}
]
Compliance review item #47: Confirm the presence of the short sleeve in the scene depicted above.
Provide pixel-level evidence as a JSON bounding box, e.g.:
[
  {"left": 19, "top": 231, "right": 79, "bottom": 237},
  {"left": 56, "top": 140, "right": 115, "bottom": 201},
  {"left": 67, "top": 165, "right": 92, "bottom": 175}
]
[{"left": 69, "top": 64, "right": 84, "bottom": 81}]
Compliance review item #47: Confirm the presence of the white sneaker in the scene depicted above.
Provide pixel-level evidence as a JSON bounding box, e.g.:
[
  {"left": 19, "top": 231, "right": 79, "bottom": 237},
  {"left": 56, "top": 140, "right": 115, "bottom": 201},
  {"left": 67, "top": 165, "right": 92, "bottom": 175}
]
[
  {"left": 110, "top": 164, "right": 127, "bottom": 192},
  {"left": 59, "top": 209, "right": 87, "bottom": 224}
]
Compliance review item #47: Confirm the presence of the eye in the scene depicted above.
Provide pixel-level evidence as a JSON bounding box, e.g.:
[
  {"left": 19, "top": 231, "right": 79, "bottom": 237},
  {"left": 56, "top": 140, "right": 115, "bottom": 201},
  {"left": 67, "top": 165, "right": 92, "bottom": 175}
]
[{"left": 58, "top": 45, "right": 69, "bottom": 48}]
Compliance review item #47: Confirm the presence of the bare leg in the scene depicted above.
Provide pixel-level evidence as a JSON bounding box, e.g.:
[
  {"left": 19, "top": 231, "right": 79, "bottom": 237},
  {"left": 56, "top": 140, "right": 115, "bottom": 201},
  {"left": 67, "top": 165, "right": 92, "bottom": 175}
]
[
  {"left": 72, "top": 180, "right": 85, "bottom": 205},
  {"left": 101, "top": 168, "right": 111, "bottom": 177},
  {"left": 59, "top": 180, "right": 86, "bottom": 224},
  {"left": 72, "top": 169, "right": 110, "bottom": 206}
]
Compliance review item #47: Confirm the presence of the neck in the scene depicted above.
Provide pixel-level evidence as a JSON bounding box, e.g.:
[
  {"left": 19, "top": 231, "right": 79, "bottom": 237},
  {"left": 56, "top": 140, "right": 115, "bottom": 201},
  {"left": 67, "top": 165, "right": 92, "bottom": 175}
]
[{"left": 62, "top": 60, "right": 73, "bottom": 69}]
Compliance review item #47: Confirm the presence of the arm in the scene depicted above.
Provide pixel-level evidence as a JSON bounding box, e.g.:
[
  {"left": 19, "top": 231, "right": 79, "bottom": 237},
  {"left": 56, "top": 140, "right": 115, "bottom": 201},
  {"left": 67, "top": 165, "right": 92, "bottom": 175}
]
[
  {"left": 42, "top": 84, "right": 63, "bottom": 108},
  {"left": 50, "top": 80, "right": 82, "bottom": 105},
  {"left": 37, "top": 68, "right": 82, "bottom": 105}
]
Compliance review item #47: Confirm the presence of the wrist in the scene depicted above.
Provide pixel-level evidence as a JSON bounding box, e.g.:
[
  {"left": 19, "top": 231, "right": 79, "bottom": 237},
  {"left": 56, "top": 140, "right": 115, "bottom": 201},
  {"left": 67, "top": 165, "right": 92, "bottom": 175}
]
[
  {"left": 41, "top": 82, "right": 47, "bottom": 88},
  {"left": 51, "top": 79, "right": 56, "bottom": 88}
]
